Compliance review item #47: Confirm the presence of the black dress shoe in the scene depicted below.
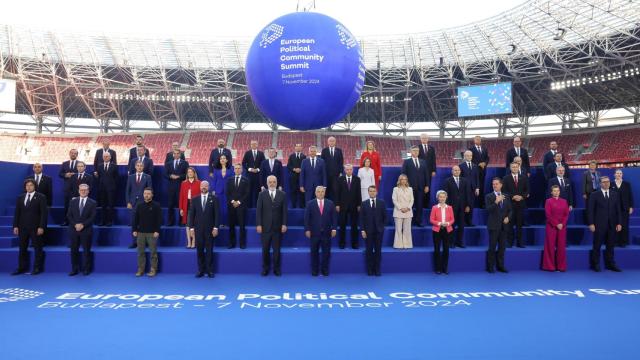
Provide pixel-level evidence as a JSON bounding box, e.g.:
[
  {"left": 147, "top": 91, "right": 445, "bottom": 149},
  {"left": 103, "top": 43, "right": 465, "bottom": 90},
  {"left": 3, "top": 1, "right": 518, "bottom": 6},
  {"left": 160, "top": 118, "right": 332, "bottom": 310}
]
[
  {"left": 97, "top": 223, "right": 105, "bottom": 227},
  {"left": 239, "top": 245, "right": 246, "bottom": 249},
  {"left": 351, "top": 244, "right": 359, "bottom": 250},
  {"left": 195, "top": 272, "right": 204, "bottom": 278},
  {"left": 321, "top": 270, "right": 329, "bottom": 277},
  {"left": 591, "top": 265, "right": 601, "bottom": 272},
  {"left": 606, "top": 266, "right": 622, "bottom": 272},
  {"left": 11, "top": 269, "right": 25, "bottom": 276},
  {"left": 227, "top": 244, "right": 236, "bottom": 249},
  {"left": 31, "top": 269, "right": 42, "bottom": 275},
  {"left": 128, "top": 243, "right": 137, "bottom": 249},
  {"left": 338, "top": 243, "right": 345, "bottom": 249},
  {"left": 261, "top": 270, "right": 269, "bottom": 276},
  {"left": 456, "top": 243, "right": 466, "bottom": 248},
  {"left": 516, "top": 244, "right": 526, "bottom": 248},
  {"left": 442, "top": 271, "right": 449, "bottom": 275},
  {"left": 83, "top": 270, "right": 90, "bottom": 276},
  {"left": 497, "top": 267, "right": 509, "bottom": 273},
  {"left": 311, "top": 272, "right": 319, "bottom": 277},
  {"left": 487, "top": 269, "right": 495, "bottom": 273},
  {"left": 106, "top": 223, "right": 113, "bottom": 227},
  {"left": 375, "top": 272, "right": 381, "bottom": 277},
  {"left": 274, "top": 270, "right": 281, "bottom": 276},
  {"left": 60, "top": 222, "right": 69, "bottom": 226},
  {"left": 207, "top": 272, "right": 215, "bottom": 278},
  {"left": 68, "top": 270, "right": 79, "bottom": 276},
  {"left": 436, "top": 271, "right": 442, "bottom": 275},
  {"left": 367, "top": 271, "right": 374, "bottom": 276}
]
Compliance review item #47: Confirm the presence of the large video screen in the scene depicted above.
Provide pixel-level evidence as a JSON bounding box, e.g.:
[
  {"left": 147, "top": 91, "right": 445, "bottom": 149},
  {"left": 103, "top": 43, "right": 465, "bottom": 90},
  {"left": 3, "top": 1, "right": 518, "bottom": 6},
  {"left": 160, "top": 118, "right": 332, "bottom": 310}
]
[{"left": 457, "top": 82, "right": 512, "bottom": 117}]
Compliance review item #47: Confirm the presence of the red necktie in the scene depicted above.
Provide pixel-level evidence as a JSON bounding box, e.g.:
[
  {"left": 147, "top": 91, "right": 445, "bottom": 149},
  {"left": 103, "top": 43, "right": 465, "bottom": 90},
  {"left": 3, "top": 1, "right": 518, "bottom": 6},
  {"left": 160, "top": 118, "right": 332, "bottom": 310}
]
[
  {"left": 319, "top": 200, "right": 324, "bottom": 215},
  {"left": 514, "top": 175, "right": 518, "bottom": 187},
  {"left": 137, "top": 174, "right": 141, "bottom": 184}
]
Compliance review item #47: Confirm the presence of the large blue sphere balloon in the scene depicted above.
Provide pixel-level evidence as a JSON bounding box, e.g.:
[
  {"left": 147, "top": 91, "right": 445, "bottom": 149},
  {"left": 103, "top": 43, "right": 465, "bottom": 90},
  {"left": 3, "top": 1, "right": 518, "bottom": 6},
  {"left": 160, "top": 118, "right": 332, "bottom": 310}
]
[{"left": 246, "top": 12, "right": 365, "bottom": 130}]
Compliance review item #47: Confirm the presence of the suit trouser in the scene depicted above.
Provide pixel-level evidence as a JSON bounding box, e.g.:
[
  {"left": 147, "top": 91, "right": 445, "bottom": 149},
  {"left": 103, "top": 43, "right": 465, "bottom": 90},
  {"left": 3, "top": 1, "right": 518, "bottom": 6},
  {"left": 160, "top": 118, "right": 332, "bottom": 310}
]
[
  {"left": 289, "top": 178, "right": 305, "bottom": 208},
  {"left": 304, "top": 186, "right": 319, "bottom": 203},
  {"left": 195, "top": 232, "right": 214, "bottom": 274},
  {"left": 261, "top": 231, "right": 282, "bottom": 272},
  {"left": 508, "top": 201, "right": 525, "bottom": 246},
  {"left": 365, "top": 231, "right": 383, "bottom": 274},
  {"left": 327, "top": 175, "right": 340, "bottom": 201},
  {"left": 617, "top": 212, "right": 630, "bottom": 246},
  {"left": 63, "top": 191, "right": 72, "bottom": 223},
  {"left": 591, "top": 226, "right": 616, "bottom": 268},
  {"left": 17, "top": 229, "right": 44, "bottom": 272},
  {"left": 452, "top": 205, "right": 466, "bottom": 246},
  {"left": 339, "top": 206, "right": 359, "bottom": 247},
  {"left": 70, "top": 229, "right": 93, "bottom": 271},
  {"left": 228, "top": 205, "right": 247, "bottom": 247},
  {"left": 310, "top": 236, "right": 331, "bottom": 274},
  {"left": 412, "top": 187, "right": 424, "bottom": 225},
  {"left": 477, "top": 168, "right": 487, "bottom": 208},
  {"left": 487, "top": 228, "right": 507, "bottom": 271},
  {"left": 137, "top": 233, "right": 158, "bottom": 272},
  {"left": 167, "top": 183, "right": 180, "bottom": 224},
  {"left": 543, "top": 225, "right": 566, "bottom": 271},
  {"left": 98, "top": 188, "right": 115, "bottom": 224},
  {"left": 433, "top": 229, "right": 450, "bottom": 272},
  {"left": 393, "top": 217, "right": 413, "bottom": 248},
  {"left": 248, "top": 173, "right": 260, "bottom": 207}
]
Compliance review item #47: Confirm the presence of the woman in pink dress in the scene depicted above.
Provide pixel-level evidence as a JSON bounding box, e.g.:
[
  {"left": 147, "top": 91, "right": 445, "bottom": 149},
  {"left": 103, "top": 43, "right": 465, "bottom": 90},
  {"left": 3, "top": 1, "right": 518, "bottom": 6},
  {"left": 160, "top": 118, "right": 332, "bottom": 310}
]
[
  {"left": 360, "top": 140, "right": 382, "bottom": 188},
  {"left": 543, "top": 185, "right": 570, "bottom": 271}
]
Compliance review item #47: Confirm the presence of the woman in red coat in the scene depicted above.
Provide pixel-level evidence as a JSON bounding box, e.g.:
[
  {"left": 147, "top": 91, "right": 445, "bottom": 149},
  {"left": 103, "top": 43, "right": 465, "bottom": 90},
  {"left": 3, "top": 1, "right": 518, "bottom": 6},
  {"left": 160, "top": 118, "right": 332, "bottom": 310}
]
[
  {"left": 430, "top": 190, "right": 455, "bottom": 274},
  {"left": 543, "top": 185, "right": 570, "bottom": 271},
  {"left": 360, "top": 140, "right": 382, "bottom": 188},
  {"left": 179, "top": 167, "right": 201, "bottom": 248}
]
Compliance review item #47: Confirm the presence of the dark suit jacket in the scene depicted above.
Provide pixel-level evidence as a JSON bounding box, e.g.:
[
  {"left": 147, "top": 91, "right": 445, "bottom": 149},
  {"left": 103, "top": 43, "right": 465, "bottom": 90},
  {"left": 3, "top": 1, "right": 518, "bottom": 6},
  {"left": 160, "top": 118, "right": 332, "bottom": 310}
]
[
  {"left": 360, "top": 198, "right": 387, "bottom": 234},
  {"left": 256, "top": 189, "right": 288, "bottom": 233},
  {"left": 125, "top": 173, "right": 153, "bottom": 206},
  {"left": 443, "top": 177, "right": 472, "bottom": 209},
  {"left": 209, "top": 148, "right": 233, "bottom": 173},
  {"left": 71, "top": 173, "right": 94, "bottom": 198},
  {"left": 417, "top": 143, "right": 437, "bottom": 176},
  {"left": 94, "top": 148, "right": 117, "bottom": 169},
  {"left": 545, "top": 161, "right": 570, "bottom": 180},
  {"left": 259, "top": 159, "right": 283, "bottom": 189},
  {"left": 588, "top": 190, "right": 622, "bottom": 229},
  {"left": 13, "top": 192, "right": 48, "bottom": 230},
  {"left": 304, "top": 198, "right": 337, "bottom": 237},
  {"left": 336, "top": 175, "right": 362, "bottom": 210},
  {"left": 188, "top": 194, "right": 221, "bottom": 234},
  {"left": 505, "top": 147, "right": 530, "bottom": 170},
  {"left": 458, "top": 161, "right": 479, "bottom": 191},
  {"left": 287, "top": 152, "right": 306, "bottom": 188},
  {"left": 242, "top": 150, "right": 265, "bottom": 173},
  {"left": 129, "top": 147, "right": 149, "bottom": 161},
  {"left": 485, "top": 192, "right": 512, "bottom": 230},
  {"left": 542, "top": 150, "right": 558, "bottom": 171},
  {"left": 582, "top": 170, "right": 601, "bottom": 196},
  {"left": 470, "top": 145, "right": 490, "bottom": 166},
  {"left": 59, "top": 160, "right": 79, "bottom": 193},
  {"left": 548, "top": 177, "right": 575, "bottom": 207},
  {"left": 96, "top": 162, "right": 119, "bottom": 191},
  {"left": 164, "top": 159, "right": 189, "bottom": 189},
  {"left": 26, "top": 174, "right": 53, "bottom": 206},
  {"left": 225, "top": 175, "right": 250, "bottom": 208},
  {"left": 502, "top": 173, "right": 530, "bottom": 200},
  {"left": 164, "top": 151, "right": 185, "bottom": 165},
  {"left": 128, "top": 156, "right": 154, "bottom": 175},
  {"left": 401, "top": 158, "right": 429, "bottom": 190},
  {"left": 300, "top": 157, "right": 327, "bottom": 191},
  {"left": 612, "top": 180, "right": 634, "bottom": 212},
  {"left": 320, "top": 147, "right": 344, "bottom": 178},
  {"left": 67, "top": 197, "right": 97, "bottom": 231}
]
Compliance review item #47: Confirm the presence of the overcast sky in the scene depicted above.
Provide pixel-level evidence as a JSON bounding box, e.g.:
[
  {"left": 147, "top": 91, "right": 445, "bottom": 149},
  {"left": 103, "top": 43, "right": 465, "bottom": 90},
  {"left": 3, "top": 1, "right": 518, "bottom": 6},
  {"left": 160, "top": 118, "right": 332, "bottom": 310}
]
[{"left": 0, "top": 0, "right": 526, "bottom": 39}]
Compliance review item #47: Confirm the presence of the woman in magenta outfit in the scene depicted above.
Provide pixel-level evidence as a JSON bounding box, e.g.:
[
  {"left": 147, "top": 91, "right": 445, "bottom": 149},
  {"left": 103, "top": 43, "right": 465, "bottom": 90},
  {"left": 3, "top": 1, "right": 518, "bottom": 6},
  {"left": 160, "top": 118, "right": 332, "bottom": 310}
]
[{"left": 543, "top": 185, "right": 570, "bottom": 271}]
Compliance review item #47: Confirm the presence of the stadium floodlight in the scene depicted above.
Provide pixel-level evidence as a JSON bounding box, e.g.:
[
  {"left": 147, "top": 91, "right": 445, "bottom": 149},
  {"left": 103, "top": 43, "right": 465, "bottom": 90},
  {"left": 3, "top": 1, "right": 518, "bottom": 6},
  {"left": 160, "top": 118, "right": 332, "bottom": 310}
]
[{"left": 550, "top": 67, "right": 640, "bottom": 90}]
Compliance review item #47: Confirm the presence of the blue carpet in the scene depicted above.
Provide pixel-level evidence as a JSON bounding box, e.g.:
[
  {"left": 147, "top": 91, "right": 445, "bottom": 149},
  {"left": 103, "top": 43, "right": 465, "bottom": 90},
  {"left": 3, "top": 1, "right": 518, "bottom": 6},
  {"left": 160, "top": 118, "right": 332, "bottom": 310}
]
[{"left": 1, "top": 271, "right": 639, "bottom": 359}]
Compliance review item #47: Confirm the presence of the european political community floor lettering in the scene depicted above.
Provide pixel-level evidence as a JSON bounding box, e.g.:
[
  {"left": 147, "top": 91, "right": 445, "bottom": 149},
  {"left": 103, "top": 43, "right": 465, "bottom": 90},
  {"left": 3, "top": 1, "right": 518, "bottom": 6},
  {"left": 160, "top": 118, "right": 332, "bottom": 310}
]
[{"left": 1, "top": 272, "right": 640, "bottom": 359}]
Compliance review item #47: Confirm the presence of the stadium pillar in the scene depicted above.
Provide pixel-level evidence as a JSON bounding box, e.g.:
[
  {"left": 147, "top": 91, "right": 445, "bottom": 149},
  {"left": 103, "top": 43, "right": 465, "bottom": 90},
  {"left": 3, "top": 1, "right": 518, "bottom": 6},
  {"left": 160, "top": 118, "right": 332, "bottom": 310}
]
[{"left": 35, "top": 116, "right": 43, "bottom": 134}]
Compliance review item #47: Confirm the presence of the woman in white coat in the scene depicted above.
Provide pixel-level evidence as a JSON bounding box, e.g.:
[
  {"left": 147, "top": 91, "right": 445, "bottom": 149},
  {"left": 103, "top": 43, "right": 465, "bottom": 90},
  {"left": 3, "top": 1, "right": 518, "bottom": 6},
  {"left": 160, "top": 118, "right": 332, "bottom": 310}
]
[
  {"left": 392, "top": 174, "right": 414, "bottom": 249},
  {"left": 358, "top": 157, "right": 376, "bottom": 201}
]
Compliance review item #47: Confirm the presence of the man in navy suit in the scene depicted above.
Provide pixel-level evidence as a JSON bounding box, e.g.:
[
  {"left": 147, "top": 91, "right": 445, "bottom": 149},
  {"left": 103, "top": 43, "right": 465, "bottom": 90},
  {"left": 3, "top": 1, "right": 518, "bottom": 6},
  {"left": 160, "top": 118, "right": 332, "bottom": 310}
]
[
  {"left": 502, "top": 162, "right": 529, "bottom": 248},
  {"left": 545, "top": 152, "right": 570, "bottom": 181},
  {"left": 360, "top": 186, "right": 387, "bottom": 276},
  {"left": 336, "top": 164, "right": 362, "bottom": 249},
  {"left": 485, "top": 177, "right": 512, "bottom": 273},
  {"left": 300, "top": 145, "right": 327, "bottom": 203},
  {"left": 542, "top": 140, "right": 559, "bottom": 172},
  {"left": 27, "top": 163, "right": 53, "bottom": 207},
  {"left": 583, "top": 160, "right": 601, "bottom": 203},
  {"left": 126, "top": 161, "right": 153, "bottom": 248},
  {"left": 96, "top": 152, "right": 118, "bottom": 226},
  {"left": 67, "top": 184, "right": 97, "bottom": 276},
  {"left": 418, "top": 133, "right": 437, "bottom": 206},
  {"left": 59, "top": 148, "right": 79, "bottom": 226},
  {"left": 164, "top": 149, "right": 189, "bottom": 226},
  {"left": 459, "top": 150, "right": 480, "bottom": 226},
  {"left": 242, "top": 140, "right": 265, "bottom": 208},
  {"left": 188, "top": 181, "right": 221, "bottom": 278},
  {"left": 260, "top": 148, "right": 283, "bottom": 191},
  {"left": 164, "top": 142, "right": 185, "bottom": 165},
  {"left": 287, "top": 143, "right": 306, "bottom": 208},
  {"left": 128, "top": 146, "right": 153, "bottom": 175},
  {"left": 256, "top": 175, "right": 288, "bottom": 276},
  {"left": 442, "top": 165, "right": 472, "bottom": 248},
  {"left": 587, "top": 176, "right": 622, "bottom": 272},
  {"left": 321, "top": 136, "right": 344, "bottom": 201},
  {"left": 11, "top": 179, "right": 48, "bottom": 275},
  {"left": 93, "top": 138, "right": 117, "bottom": 177},
  {"left": 71, "top": 162, "right": 94, "bottom": 198},
  {"left": 547, "top": 166, "right": 574, "bottom": 210},
  {"left": 128, "top": 134, "right": 149, "bottom": 161},
  {"left": 225, "top": 164, "right": 250, "bottom": 249},
  {"left": 209, "top": 138, "right": 233, "bottom": 176},
  {"left": 401, "top": 146, "right": 430, "bottom": 226},
  {"left": 470, "top": 136, "right": 490, "bottom": 208},
  {"left": 304, "top": 186, "right": 337, "bottom": 276},
  {"left": 505, "top": 137, "right": 530, "bottom": 176}
]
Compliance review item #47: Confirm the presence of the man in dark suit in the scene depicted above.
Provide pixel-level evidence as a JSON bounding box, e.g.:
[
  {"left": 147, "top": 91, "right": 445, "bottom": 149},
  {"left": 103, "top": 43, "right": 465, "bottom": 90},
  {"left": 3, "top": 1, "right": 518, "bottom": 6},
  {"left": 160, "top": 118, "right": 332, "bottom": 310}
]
[
  {"left": 27, "top": 163, "right": 52, "bottom": 207},
  {"left": 613, "top": 169, "right": 634, "bottom": 247},
  {"left": 512, "top": 156, "right": 529, "bottom": 179},
  {"left": 545, "top": 152, "right": 570, "bottom": 181},
  {"left": 208, "top": 138, "right": 233, "bottom": 176},
  {"left": 96, "top": 152, "right": 118, "bottom": 226},
  {"left": 470, "top": 136, "right": 490, "bottom": 208},
  {"left": 360, "top": 186, "right": 387, "bottom": 276},
  {"left": 188, "top": 181, "right": 221, "bottom": 278},
  {"left": 320, "top": 136, "right": 344, "bottom": 201},
  {"left": 304, "top": 186, "right": 337, "bottom": 276},
  {"left": 542, "top": 140, "right": 559, "bottom": 172},
  {"left": 164, "top": 142, "right": 185, "bottom": 165},
  {"left": 71, "top": 162, "right": 94, "bottom": 199},
  {"left": 547, "top": 166, "right": 574, "bottom": 210},
  {"left": 300, "top": 145, "right": 326, "bottom": 203},
  {"left": 502, "top": 162, "right": 529, "bottom": 248},
  {"left": 418, "top": 133, "right": 437, "bottom": 207},
  {"left": 126, "top": 161, "right": 153, "bottom": 248},
  {"left": 505, "top": 137, "right": 530, "bottom": 176},
  {"left": 587, "top": 176, "right": 622, "bottom": 272},
  {"left": 128, "top": 134, "right": 149, "bottom": 161},
  {"left": 164, "top": 149, "right": 189, "bottom": 226},
  {"left": 67, "top": 184, "right": 97, "bottom": 276},
  {"left": 225, "top": 164, "right": 250, "bottom": 249},
  {"left": 287, "top": 143, "right": 306, "bottom": 208},
  {"left": 336, "top": 164, "right": 362, "bottom": 249},
  {"left": 442, "top": 165, "right": 472, "bottom": 248},
  {"left": 128, "top": 146, "right": 153, "bottom": 175},
  {"left": 401, "top": 146, "right": 430, "bottom": 226},
  {"left": 459, "top": 150, "right": 480, "bottom": 226},
  {"left": 485, "top": 177, "right": 512, "bottom": 273},
  {"left": 256, "top": 175, "right": 288, "bottom": 276},
  {"left": 11, "top": 179, "right": 48, "bottom": 275},
  {"left": 260, "top": 148, "right": 283, "bottom": 191},
  {"left": 242, "top": 140, "right": 265, "bottom": 207},
  {"left": 582, "top": 160, "right": 601, "bottom": 204},
  {"left": 93, "top": 138, "right": 117, "bottom": 177},
  {"left": 59, "top": 148, "right": 79, "bottom": 225}
]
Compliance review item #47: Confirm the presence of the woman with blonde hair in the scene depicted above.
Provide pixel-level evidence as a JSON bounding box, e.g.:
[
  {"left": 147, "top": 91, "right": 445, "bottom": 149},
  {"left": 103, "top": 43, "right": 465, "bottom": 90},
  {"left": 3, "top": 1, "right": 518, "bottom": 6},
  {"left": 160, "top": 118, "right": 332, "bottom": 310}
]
[
  {"left": 360, "top": 140, "right": 382, "bottom": 188},
  {"left": 179, "top": 167, "right": 201, "bottom": 248},
  {"left": 358, "top": 157, "right": 376, "bottom": 201},
  {"left": 392, "top": 174, "right": 414, "bottom": 249}
]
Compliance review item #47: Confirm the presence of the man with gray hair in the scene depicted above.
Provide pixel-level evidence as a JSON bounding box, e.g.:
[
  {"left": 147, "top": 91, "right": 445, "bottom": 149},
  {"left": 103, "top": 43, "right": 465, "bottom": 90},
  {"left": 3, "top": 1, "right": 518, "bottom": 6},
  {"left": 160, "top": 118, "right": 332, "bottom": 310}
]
[
  {"left": 67, "top": 184, "right": 97, "bottom": 276},
  {"left": 96, "top": 152, "right": 118, "bottom": 226},
  {"left": 164, "top": 141, "right": 185, "bottom": 164},
  {"left": 189, "top": 181, "right": 220, "bottom": 278},
  {"left": 256, "top": 175, "right": 288, "bottom": 276},
  {"left": 304, "top": 186, "right": 337, "bottom": 276},
  {"left": 321, "top": 136, "right": 344, "bottom": 201}
]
